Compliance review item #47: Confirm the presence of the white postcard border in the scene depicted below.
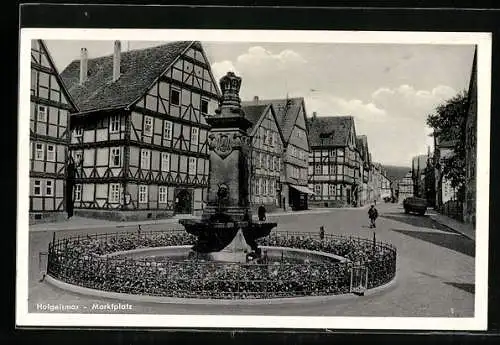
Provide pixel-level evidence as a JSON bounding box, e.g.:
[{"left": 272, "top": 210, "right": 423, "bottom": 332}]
[{"left": 17, "top": 28, "right": 491, "bottom": 330}]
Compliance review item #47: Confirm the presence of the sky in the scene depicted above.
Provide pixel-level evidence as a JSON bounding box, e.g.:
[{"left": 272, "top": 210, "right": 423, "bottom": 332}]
[{"left": 44, "top": 40, "right": 476, "bottom": 167}]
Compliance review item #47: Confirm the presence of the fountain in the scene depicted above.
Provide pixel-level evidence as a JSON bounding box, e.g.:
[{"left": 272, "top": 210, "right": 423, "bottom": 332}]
[{"left": 179, "top": 71, "right": 277, "bottom": 262}]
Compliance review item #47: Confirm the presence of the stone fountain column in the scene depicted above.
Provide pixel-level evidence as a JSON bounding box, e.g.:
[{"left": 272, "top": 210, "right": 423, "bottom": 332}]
[
  {"left": 202, "top": 72, "right": 253, "bottom": 223},
  {"left": 180, "top": 72, "right": 277, "bottom": 259}
]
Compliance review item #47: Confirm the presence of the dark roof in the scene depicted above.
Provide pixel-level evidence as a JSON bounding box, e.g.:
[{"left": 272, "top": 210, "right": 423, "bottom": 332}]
[
  {"left": 242, "top": 97, "right": 304, "bottom": 143},
  {"left": 241, "top": 104, "right": 270, "bottom": 134},
  {"left": 356, "top": 135, "right": 370, "bottom": 162},
  {"left": 60, "top": 41, "right": 198, "bottom": 113},
  {"left": 306, "top": 116, "right": 354, "bottom": 147}
]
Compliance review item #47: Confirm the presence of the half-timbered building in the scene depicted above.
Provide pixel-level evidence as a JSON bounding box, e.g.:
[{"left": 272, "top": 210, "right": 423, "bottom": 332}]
[
  {"left": 244, "top": 97, "right": 313, "bottom": 211},
  {"left": 356, "top": 135, "right": 372, "bottom": 206},
  {"left": 30, "top": 39, "right": 78, "bottom": 223},
  {"left": 60, "top": 41, "right": 221, "bottom": 220},
  {"left": 464, "top": 47, "right": 477, "bottom": 225},
  {"left": 307, "top": 115, "right": 362, "bottom": 208},
  {"left": 242, "top": 104, "right": 285, "bottom": 210}
]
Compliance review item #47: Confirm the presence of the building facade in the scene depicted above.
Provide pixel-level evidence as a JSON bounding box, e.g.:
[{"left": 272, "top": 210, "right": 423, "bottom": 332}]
[
  {"left": 242, "top": 104, "right": 285, "bottom": 210},
  {"left": 244, "top": 97, "right": 313, "bottom": 211},
  {"left": 30, "top": 39, "right": 77, "bottom": 224},
  {"left": 411, "top": 154, "right": 429, "bottom": 198},
  {"left": 397, "top": 171, "right": 414, "bottom": 202},
  {"left": 356, "top": 135, "right": 372, "bottom": 206},
  {"left": 61, "top": 41, "right": 221, "bottom": 220},
  {"left": 464, "top": 47, "right": 477, "bottom": 225},
  {"left": 307, "top": 115, "right": 361, "bottom": 208}
]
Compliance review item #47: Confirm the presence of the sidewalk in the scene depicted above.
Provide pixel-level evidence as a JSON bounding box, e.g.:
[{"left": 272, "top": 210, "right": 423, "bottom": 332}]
[
  {"left": 428, "top": 211, "right": 475, "bottom": 241},
  {"left": 29, "top": 207, "right": 344, "bottom": 232}
]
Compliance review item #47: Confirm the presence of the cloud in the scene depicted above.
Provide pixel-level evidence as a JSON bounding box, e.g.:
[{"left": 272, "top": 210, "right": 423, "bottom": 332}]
[
  {"left": 371, "top": 84, "right": 457, "bottom": 119},
  {"left": 305, "top": 84, "right": 458, "bottom": 165},
  {"left": 236, "top": 46, "right": 307, "bottom": 68},
  {"left": 210, "top": 60, "right": 239, "bottom": 81}
]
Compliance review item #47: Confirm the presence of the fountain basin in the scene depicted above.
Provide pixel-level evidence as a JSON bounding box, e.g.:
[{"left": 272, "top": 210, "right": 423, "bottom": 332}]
[
  {"left": 179, "top": 218, "right": 277, "bottom": 254},
  {"left": 106, "top": 245, "right": 347, "bottom": 264}
]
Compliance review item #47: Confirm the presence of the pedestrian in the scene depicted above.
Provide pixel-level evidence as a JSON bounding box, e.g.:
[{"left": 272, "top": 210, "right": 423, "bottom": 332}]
[
  {"left": 258, "top": 203, "right": 266, "bottom": 221},
  {"left": 319, "top": 226, "right": 325, "bottom": 240},
  {"left": 368, "top": 204, "right": 378, "bottom": 228}
]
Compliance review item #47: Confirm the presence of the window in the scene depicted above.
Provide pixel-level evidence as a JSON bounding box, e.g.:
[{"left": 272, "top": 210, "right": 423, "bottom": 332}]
[
  {"left": 273, "top": 157, "right": 277, "bottom": 171},
  {"left": 315, "top": 164, "right": 322, "bottom": 175},
  {"left": 258, "top": 152, "right": 262, "bottom": 168},
  {"left": 337, "top": 148, "right": 344, "bottom": 157},
  {"left": 188, "top": 157, "right": 196, "bottom": 175},
  {"left": 171, "top": 89, "right": 180, "bottom": 105},
  {"left": 201, "top": 99, "right": 208, "bottom": 114},
  {"left": 159, "top": 186, "right": 167, "bottom": 203},
  {"left": 191, "top": 127, "right": 199, "bottom": 145},
  {"left": 37, "top": 105, "right": 47, "bottom": 122},
  {"left": 314, "top": 184, "right": 321, "bottom": 196},
  {"left": 329, "top": 165, "right": 336, "bottom": 175},
  {"left": 256, "top": 179, "right": 261, "bottom": 195},
  {"left": 110, "top": 147, "right": 121, "bottom": 167},
  {"left": 161, "top": 152, "right": 170, "bottom": 172},
  {"left": 35, "top": 143, "right": 44, "bottom": 160},
  {"left": 140, "top": 149, "right": 150, "bottom": 169},
  {"left": 267, "top": 130, "right": 272, "bottom": 145},
  {"left": 33, "top": 180, "right": 41, "bottom": 196},
  {"left": 272, "top": 133, "right": 277, "bottom": 147},
  {"left": 74, "top": 127, "right": 83, "bottom": 137},
  {"left": 144, "top": 116, "right": 153, "bottom": 136},
  {"left": 110, "top": 115, "right": 120, "bottom": 133},
  {"left": 110, "top": 184, "right": 121, "bottom": 203},
  {"left": 328, "top": 184, "right": 335, "bottom": 196},
  {"left": 266, "top": 155, "right": 270, "bottom": 170},
  {"left": 138, "top": 185, "right": 148, "bottom": 203},
  {"left": 278, "top": 158, "right": 281, "bottom": 172},
  {"left": 45, "top": 180, "right": 53, "bottom": 196},
  {"left": 46, "top": 144, "right": 55, "bottom": 162},
  {"left": 74, "top": 184, "right": 82, "bottom": 201},
  {"left": 164, "top": 121, "right": 173, "bottom": 140}
]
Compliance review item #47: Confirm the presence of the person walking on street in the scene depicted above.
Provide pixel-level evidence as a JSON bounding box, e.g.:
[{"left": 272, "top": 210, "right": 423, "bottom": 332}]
[{"left": 368, "top": 204, "right": 378, "bottom": 228}]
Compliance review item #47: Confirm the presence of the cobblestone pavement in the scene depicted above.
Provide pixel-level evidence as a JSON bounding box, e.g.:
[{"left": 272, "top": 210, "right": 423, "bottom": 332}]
[{"left": 26, "top": 203, "right": 475, "bottom": 317}]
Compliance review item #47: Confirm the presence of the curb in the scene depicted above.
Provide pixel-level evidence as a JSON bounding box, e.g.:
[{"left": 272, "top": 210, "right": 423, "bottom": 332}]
[
  {"left": 44, "top": 274, "right": 397, "bottom": 306},
  {"left": 428, "top": 215, "right": 475, "bottom": 241}
]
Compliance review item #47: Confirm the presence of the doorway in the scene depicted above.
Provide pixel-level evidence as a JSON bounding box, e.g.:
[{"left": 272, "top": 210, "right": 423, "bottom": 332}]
[{"left": 174, "top": 188, "right": 193, "bottom": 214}]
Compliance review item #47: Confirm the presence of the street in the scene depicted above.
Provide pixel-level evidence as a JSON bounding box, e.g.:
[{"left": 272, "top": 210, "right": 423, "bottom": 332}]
[{"left": 26, "top": 202, "right": 475, "bottom": 317}]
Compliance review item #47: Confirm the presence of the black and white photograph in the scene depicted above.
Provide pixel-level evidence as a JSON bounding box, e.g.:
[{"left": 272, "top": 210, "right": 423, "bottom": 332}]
[{"left": 16, "top": 28, "right": 491, "bottom": 330}]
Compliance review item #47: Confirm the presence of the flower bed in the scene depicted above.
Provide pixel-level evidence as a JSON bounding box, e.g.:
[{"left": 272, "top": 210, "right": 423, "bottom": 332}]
[{"left": 46, "top": 230, "right": 396, "bottom": 299}]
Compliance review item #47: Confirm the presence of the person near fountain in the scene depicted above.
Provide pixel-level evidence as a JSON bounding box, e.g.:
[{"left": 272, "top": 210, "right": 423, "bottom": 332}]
[
  {"left": 368, "top": 204, "right": 378, "bottom": 228},
  {"left": 258, "top": 204, "right": 266, "bottom": 221}
]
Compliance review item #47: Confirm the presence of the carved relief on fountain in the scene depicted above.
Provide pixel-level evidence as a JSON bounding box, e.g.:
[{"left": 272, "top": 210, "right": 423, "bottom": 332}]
[{"left": 207, "top": 132, "right": 251, "bottom": 160}]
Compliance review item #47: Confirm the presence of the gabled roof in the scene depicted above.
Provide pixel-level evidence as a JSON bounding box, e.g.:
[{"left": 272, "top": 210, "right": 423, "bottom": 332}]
[
  {"left": 306, "top": 116, "right": 355, "bottom": 147},
  {"left": 60, "top": 41, "right": 203, "bottom": 113},
  {"left": 242, "top": 97, "right": 306, "bottom": 145},
  {"left": 37, "top": 40, "right": 78, "bottom": 111},
  {"left": 356, "top": 135, "right": 370, "bottom": 163},
  {"left": 241, "top": 104, "right": 285, "bottom": 143}
]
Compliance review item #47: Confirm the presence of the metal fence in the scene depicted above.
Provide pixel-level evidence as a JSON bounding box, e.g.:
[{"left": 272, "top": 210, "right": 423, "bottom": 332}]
[{"left": 46, "top": 229, "right": 396, "bottom": 299}]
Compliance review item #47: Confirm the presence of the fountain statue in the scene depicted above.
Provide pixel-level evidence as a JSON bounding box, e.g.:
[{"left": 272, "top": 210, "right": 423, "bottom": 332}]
[{"left": 179, "top": 71, "right": 277, "bottom": 262}]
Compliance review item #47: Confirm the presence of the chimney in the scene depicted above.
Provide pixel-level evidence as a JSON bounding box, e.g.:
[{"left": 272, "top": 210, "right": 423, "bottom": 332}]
[
  {"left": 312, "top": 111, "right": 317, "bottom": 119},
  {"left": 79, "top": 48, "right": 88, "bottom": 84},
  {"left": 253, "top": 96, "right": 259, "bottom": 105},
  {"left": 113, "top": 40, "right": 121, "bottom": 82}
]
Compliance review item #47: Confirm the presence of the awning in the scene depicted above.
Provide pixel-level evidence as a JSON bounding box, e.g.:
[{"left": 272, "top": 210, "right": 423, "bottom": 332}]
[{"left": 290, "top": 184, "right": 316, "bottom": 195}]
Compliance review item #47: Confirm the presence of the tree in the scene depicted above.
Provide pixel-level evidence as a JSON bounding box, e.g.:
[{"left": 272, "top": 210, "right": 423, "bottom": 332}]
[{"left": 426, "top": 90, "right": 469, "bottom": 199}]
